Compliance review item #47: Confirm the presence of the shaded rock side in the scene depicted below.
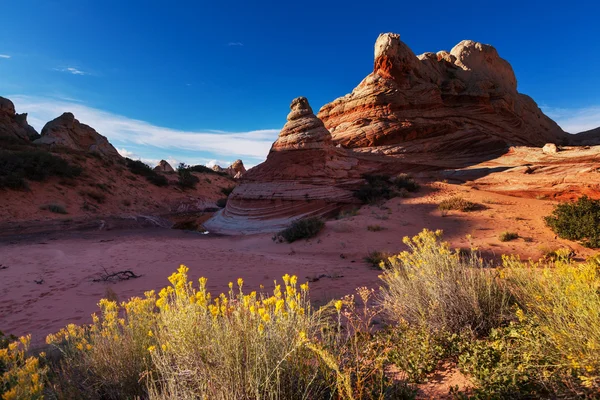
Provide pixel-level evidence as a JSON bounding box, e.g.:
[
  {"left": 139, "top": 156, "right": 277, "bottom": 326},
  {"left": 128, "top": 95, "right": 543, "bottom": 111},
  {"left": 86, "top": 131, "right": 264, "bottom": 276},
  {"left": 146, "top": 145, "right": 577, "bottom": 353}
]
[
  {"left": 0, "top": 96, "right": 40, "bottom": 141},
  {"left": 569, "top": 127, "right": 600, "bottom": 146},
  {"left": 34, "top": 112, "right": 121, "bottom": 158},
  {"left": 317, "top": 33, "right": 567, "bottom": 161},
  {"left": 204, "top": 97, "right": 370, "bottom": 234}
]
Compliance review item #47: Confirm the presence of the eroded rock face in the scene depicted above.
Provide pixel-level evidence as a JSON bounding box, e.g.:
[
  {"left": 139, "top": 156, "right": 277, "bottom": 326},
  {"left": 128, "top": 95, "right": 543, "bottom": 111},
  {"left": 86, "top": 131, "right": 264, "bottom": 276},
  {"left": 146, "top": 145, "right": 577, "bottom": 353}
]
[
  {"left": 227, "top": 159, "right": 246, "bottom": 178},
  {"left": 570, "top": 127, "right": 600, "bottom": 146},
  {"left": 204, "top": 97, "right": 370, "bottom": 234},
  {"left": 154, "top": 160, "right": 174, "bottom": 173},
  {"left": 0, "top": 96, "right": 39, "bottom": 141},
  {"left": 34, "top": 112, "right": 121, "bottom": 159},
  {"left": 318, "top": 33, "right": 567, "bottom": 162}
]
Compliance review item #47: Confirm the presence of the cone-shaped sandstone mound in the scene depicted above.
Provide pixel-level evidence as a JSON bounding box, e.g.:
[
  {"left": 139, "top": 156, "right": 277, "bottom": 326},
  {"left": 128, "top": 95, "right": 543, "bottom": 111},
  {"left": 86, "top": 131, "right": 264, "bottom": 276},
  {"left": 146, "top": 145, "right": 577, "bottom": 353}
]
[
  {"left": 204, "top": 97, "right": 372, "bottom": 234},
  {"left": 318, "top": 33, "right": 567, "bottom": 160}
]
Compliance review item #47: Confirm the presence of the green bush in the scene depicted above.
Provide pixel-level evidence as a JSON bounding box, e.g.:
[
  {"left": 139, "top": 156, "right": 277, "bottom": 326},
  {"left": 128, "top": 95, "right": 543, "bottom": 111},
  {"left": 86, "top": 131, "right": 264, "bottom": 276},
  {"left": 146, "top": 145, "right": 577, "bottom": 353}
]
[
  {"left": 221, "top": 186, "right": 235, "bottom": 196},
  {"left": 187, "top": 164, "right": 228, "bottom": 176},
  {"left": 216, "top": 198, "right": 228, "bottom": 208},
  {"left": 277, "top": 217, "right": 325, "bottom": 243},
  {"left": 544, "top": 195, "right": 600, "bottom": 248},
  {"left": 354, "top": 174, "right": 418, "bottom": 204},
  {"left": 40, "top": 203, "right": 68, "bottom": 214},
  {"left": 498, "top": 231, "right": 519, "bottom": 242},
  {"left": 177, "top": 163, "right": 200, "bottom": 189},
  {"left": 125, "top": 158, "right": 169, "bottom": 187},
  {"left": 0, "top": 150, "right": 82, "bottom": 189}
]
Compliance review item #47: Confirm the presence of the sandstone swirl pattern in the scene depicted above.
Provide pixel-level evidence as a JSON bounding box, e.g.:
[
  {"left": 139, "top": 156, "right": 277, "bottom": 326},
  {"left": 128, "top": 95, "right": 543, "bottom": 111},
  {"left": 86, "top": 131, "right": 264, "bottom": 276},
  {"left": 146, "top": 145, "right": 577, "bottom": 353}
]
[{"left": 317, "top": 33, "right": 567, "bottom": 164}]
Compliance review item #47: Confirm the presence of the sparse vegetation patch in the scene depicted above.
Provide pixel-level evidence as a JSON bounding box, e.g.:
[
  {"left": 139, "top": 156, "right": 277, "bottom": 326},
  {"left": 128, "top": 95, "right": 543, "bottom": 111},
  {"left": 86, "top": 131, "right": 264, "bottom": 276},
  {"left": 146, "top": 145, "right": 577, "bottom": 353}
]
[
  {"left": 275, "top": 217, "right": 325, "bottom": 243},
  {"left": 354, "top": 174, "right": 419, "bottom": 204},
  {"left": 40, "top": 203, "right": 68, "bottom": 214},
  {"left": 0, "top": 150, "right": 81, "bottom": 189},
  {"left": 125, "top": 158, "right": 169, "bottom": 187},
  {"left": 498, "top": 231, "right": 519, "bottom": 242}
]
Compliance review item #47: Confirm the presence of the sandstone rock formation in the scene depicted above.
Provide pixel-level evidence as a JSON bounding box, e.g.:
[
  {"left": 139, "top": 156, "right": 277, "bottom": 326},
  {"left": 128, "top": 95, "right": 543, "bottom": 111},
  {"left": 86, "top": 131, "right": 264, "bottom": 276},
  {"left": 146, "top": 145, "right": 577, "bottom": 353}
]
[
  {"left": 204, "top": 97, "right": 374, "bottom": 233},
  {"left": 439, "top": 145, "right": 600, "bottom": 201},
  {"left": 154, "top": 160, "right": 175, "bottom": 173},
  {"left": 318, "top": 33, "right": 567, "bottom": 165},
  {"left": 34, "top": 112, "right": 121, "bottom": 159},
  {"left": 0, "top": 96, "right": 39, "bottom": 141},
  {"left": 227, "top": 159, "right": 246, "bottom": 179},
  {"left": 570, "top": 127, "right": 600, "bottom": 146}
]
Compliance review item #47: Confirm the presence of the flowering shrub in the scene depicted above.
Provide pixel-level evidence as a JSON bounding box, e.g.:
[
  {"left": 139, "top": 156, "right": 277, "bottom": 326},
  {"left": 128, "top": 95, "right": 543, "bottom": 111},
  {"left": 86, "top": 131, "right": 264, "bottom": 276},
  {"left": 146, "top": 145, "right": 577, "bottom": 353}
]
[
  {"left": 147, "top": 266, "right": 330, "bottom": 399},
  {"left": 379, "top": 229, "right": 510, "bottom": 335},
  {"left": 0, "top": 335, "right": 46, "bottom": 400}
]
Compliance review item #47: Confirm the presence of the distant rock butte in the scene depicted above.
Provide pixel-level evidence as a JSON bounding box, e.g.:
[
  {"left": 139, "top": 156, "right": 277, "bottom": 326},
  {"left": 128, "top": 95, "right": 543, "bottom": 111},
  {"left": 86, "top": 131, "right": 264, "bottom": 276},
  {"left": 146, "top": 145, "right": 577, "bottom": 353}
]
[
  {"left": 205, "top": 97, "right": 375, "bottom": 234},
  {"left": 0, "top": 96, "right": 39, "bottom": 141},
  {"left": 34, "top": 112, "right": 121, "bottom": 159},
  {"left": 154, "top": 160, "right": 174, "bottom": 173},
  {"left": 317, "top": 33, "right": 567, "bottom": 161}
]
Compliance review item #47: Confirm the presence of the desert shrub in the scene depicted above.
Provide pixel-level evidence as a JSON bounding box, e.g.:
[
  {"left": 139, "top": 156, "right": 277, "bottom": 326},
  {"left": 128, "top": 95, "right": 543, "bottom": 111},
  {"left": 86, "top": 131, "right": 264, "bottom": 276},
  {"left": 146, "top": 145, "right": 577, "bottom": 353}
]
[
  {"left": 544, "top": 195, "right": 600, "bottom": 248},
  {"left": 367, "top": 225, "right": 384, "bottom": 232},
  {"left": 147, "top": 267, "right": 334, "bottom": 400},
  {"left": 458, "top": 321, "right": 556, "bottom": 399},
  {"left": 379, "top": 229, "right": 510, "bottom": 335},
  {"left": 125, "top": 158, "right": 168, "bottom": 187},
  {"left": 499, "top": 256, "right": 600, "bottom": 394},
  {"left": 307, "top": 288, "right": 417, "bottom": 400},
  {"left": 0, "top": 335, "right": 47, "bottom": 399},
  {"left": 187, "top": 164, "right": 228, "bottom": 176},
  {"left": 177, "top": 163, "right": 200, "bottom": 189},
  {"left": 277, "top": 217, "right": 325, "bottom": 243},
  {"left": 0, "top": 150, "right": 81, "bottom": 189},
  {"left": 220, "top": 186, "right": 235, "bottom": 196},
  {"left": 498, "top": 231, "right": 519, "bottom": 242},
  {"left": 46, "top": 293, "right": 157, "bottom": 399},
  {"left": 387, "top": 325, "right": 463, "bottom": 384},
  {"left": 336, "top": 208, "right": 359, "bottom": 219},
  {"left": 392, "top": 173, "right": 420, "bottom": 192},
  {"left": 85, "top": 190, "right": 106, "bottom": 203},
  {"left": 216, "top": 198, "right": 228, "bottom": 208},
  {"left": 147, "top": 173, "right": 168, "bottom": 187},
  {"left": 354, "top": 174, "right": 418, "bottom": 204},
  {"left": 364, "top": 250, "right": 392, "bottom": 269},
  {"left": 438, "top": 196, "right": 480, "bottom": 212},
  {"left": 40, "top": 203, "right": 68, "bottom": 214}
]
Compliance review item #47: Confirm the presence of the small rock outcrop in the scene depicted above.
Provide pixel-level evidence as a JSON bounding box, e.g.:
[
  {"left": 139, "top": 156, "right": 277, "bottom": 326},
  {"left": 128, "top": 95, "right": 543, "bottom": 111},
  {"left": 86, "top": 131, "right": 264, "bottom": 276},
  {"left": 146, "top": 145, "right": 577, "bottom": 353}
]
[
  {"left": 204, "top": 97, "right": 371, "bottom": 233},
  {"left": 34, "top": 112, "right": 121, "bottom": 159},
  {"left": 0, "top": 96, "right": 40, "bottom": 141},
  {"left": 227, "top": 159, "right": 246, "bottom": 179},
  {"left": 317, "top": 33, "right": 567, "bottom": 165},
  {"left": 154, "top": 160, "right": 175, "bottom": 173},
  {"left": 542, "top": 143, "right": 558, "bottom": 154}
]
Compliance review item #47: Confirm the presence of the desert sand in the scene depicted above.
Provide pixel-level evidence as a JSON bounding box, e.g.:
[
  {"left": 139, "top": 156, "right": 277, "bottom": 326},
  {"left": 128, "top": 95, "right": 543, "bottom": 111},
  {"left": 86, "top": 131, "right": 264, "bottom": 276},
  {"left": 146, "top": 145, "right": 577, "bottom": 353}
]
[{"left": 1, "top": 182, "right": 593, "bottom": 347}]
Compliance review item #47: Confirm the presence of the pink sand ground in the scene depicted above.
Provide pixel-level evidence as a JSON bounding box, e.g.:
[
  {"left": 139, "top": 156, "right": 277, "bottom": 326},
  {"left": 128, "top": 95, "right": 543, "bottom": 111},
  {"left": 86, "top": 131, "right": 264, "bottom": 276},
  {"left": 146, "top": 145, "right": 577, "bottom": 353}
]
[{"left": 0, "top": 183, "right": 592, "bottom": 347}]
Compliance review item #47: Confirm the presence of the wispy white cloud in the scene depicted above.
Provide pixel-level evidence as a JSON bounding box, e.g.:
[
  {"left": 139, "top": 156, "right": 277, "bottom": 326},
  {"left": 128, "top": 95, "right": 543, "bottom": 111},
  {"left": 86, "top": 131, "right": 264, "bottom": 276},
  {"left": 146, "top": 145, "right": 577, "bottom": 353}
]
[
  {"left": 0, "top": 54, "right": 11, "bottom": 59},
  {"left": 227, "top": 42, "right": 244, "bottom": 47},
  {"left": 11, "top": 95, "right": 278, "bottom": 166},
  {"left": 542, "top": 105, "right": 600, "bottom": 133},
  {"left": 53, "top": 67, "right": 89, "bottom": 76}
]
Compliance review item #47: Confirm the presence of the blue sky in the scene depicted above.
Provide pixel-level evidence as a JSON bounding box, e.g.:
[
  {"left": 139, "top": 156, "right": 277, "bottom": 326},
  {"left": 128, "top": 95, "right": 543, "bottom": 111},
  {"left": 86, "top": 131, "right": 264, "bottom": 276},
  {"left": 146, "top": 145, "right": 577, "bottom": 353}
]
[{"left": 1, "top": 0, "right": 599, "bottom": 167}]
